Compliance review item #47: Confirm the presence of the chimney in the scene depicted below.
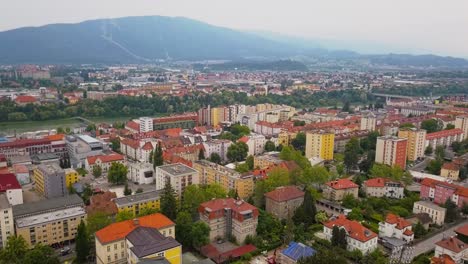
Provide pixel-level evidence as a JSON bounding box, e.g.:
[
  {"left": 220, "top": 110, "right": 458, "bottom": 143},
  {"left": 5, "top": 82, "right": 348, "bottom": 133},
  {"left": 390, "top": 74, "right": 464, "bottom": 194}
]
[{"left": 133, "top": 218, "right": 139, "bottom": 226}]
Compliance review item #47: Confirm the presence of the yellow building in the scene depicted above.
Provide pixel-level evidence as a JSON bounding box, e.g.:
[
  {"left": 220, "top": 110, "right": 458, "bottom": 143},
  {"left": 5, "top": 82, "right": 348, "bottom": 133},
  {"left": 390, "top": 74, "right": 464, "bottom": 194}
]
[
  {"left": 305, "top": 131, "right": 334, "bottom": 160},
  {"left": 440, "top": 162, "right": 460, "bottom": 181},
  {"left": 95, "top": 213, "right": 176, "bottom": 264},
  {"left": 278, "top": 130, "right": 298, "bottom": 146},
  {"left": 113, "top": 190, "right": 161, "bottom": 217},
  {"left": 253, "top": 152, "right": 283, "bottom": 169},
  {"left": 64, "top": 168, "right": 80, "bottom": 188},
  {"left": 210, "top": 106, "right": 228, "bottom": 126},
  {"left": 33, "top": 163, "right": 67, "bottom": 198},
  {"left": 398, "top": 128, "right": 426, "bottom": 161},
  {"left": 193, "top": 160, "right": 254, "bottom": 199}
]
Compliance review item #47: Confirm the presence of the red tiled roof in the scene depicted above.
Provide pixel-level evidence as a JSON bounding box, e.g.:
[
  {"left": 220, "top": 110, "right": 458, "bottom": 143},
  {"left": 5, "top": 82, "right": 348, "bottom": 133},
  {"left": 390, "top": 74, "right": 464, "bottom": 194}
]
[
  {"left": 324, "top": 215, "right": 377, "bottom": 242},
  {"left": 426, "top": 129, "right": 463, "bottom": 140},
  {"left": 238, "top": 136, "right": 249, "bottom": 143},
  {"left": 12, "top": 164, "right": 28, "bottom": 173},
  {"left": 15, "top": 95, "right": 37, "bottom": 103},
  {"left": 46, "top": 134, "right": 65, "bottom": 141},
  {"left": 421, "top": 178, "right": 468, "bottom": 198},
  {"left": 403, "top": 229, "right": 414, "bottom": 236},
  {"left": 455, "top": 224, "right": 468, "bottom": 236},
  {"left": 125, "top": 120, "right": 140, "bottom": 132},
  {"left": 95, "top": 213, "right": 174, "bottom": 244},
  {"left": 199, "top": 198, "right": 258, "bottom": 221},
  {"left": 385, "top": 213, "right": 412, "bottom": 230},
  {"left": 121, "top": 138, "right": 140, "bottom": 149},
  {"left": 0, "top": 173, "right": 21, "bottom": 191},
  {"left": 442, "top": 162, "right": 460, "bottom": 171},
  {"left": 364, "top": 178, "right": 386, "bottom": 188},
  {"left": 431, "top": 254, "right": 455, "bottom": 264},
  {"left": 265, "top": 186, "right": 305, "bottom": 202},
  {"left": 325, "top": 178, "right": 358, "bottom": 190},
  {"left": 87, "top": 153, "right": 125, "bottom": 165},
  {"left": 435, "top": 237, "right": 466, "bottom": 253},
  {"left": 141, "top": 141, "right": 154, "bottom": 151}
]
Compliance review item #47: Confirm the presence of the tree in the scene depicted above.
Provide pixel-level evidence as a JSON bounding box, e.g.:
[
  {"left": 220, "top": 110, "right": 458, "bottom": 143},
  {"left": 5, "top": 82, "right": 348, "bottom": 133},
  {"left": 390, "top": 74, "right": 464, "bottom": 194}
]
[
  {"left": 425, "top": 145, "right": 433, "bottom": 155},
  {"left": 227, "top": 142, "right": 249, "bottom": 162},
  {"left": 426, "top": 159, "right": 443, "bottom": 175},
  {"left": 246, "top": 155, "right": 254, "bottom": 170},
  {"left": 315, "top": 211, "right": 328, "bottom": 223},
  {"left": 136, "top": 188, "right": 144, "bottom": 194},
  {"left": 300, "top": 166, "right": 330, "bottom": 186},
  {"left": 342, "top": 101, "right": 351, "bottom": 112},
  {"left": 116, "top": 211, "right": 134, "bottom": 222},
  {"left": 344, "top": 137, "right": 362, "bottom": 172},
  {"left": 254, "top": 167, "right": 290, "bottom": 208},
  {"left": 444, "top": 198, "right": 459, "bottom": 223},
  {"left": 342, "top": 193, "right": 359, "bottom": 208},
  {"left": 110, "top": 138, "right": 120, "bottom": 152},
  {"left": 153, "top": 143, "right": 163, "bottom": 168},
  {"left": 347, "top": 208, "right": 364, "bottom": 221},
  {"left": 264, "top": 140, "right": 276, "bottom": 152},
  {"left": 209, "top": 153, "right": 222, "bottom": 164},
  {"left": 23, "top": 244, "right": 59, "bottom": 264},
  {"left": 435, "top": 145, "right": 445, "bottom": 160},
  {"left": 445, "top": 124, "right": 455, "bottom": 130},
  {"left": 421, "top": 119, "right": 442, "bottom": 133},
  {"left": 175, "top": 211, "right": 193, "bottom": 247},
  {"left": 124, "top": 184, "right": 132, "bottom": 196},
  {"left": 198, "top": 148, "right": 205, "bottom": 160},
  {"left": 302, "top": 189, "right": 317, "bottom": 227},
  {"left": 160, "top": 181, "right": 177, "bottom": 221},
  {"left": 149, "top": 150, "right": 154, "bottom": 163},
  {"left": 190, "top": 222, "right": 210, "bottom": 249},
  {"left": 284, "top": 217, "right": 295, "bottom": 244},
  {"left": 107, "top": 162, "right": 128, "bottom": 185},
  {"left": 0, "top": 235, "right": 28, "bottom": 264},
  {"left": 138, "top": 207, "right": 159, "bottom": 217},
  {"left": 370, "top": 163, "right": 412, "bottom": 185},
  {"left": 291, "top": 132, "right": 306, "bottom": 152},
  {"left": 87, "top": 212, "right": 113, "bottom": 234},
  {"left": 75, "top": 220, "right": 90, "bottom": 263},
  {"left": 331, "top": 226, "right": 341, "bottom": 247},
  {"left": 297, "top": 249, "right": 347, "bottom": 264},
  {"left": 92, "top": 165, "right": 102, "bottom": 178},
  {"left": 413, "top": 222, "right": 427, "bottom": 238}
]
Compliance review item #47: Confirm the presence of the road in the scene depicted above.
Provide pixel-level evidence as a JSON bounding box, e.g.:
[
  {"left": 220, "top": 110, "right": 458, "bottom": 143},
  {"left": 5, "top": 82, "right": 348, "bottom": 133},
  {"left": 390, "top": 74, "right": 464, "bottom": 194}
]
[{"left": 410, "top": 221, "right": 467, "bottom": 259}]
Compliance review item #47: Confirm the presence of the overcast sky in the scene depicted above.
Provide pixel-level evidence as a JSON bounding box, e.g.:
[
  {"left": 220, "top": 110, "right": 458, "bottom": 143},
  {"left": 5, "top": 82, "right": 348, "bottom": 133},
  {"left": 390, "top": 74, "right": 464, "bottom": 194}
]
[{"left": 3, "top": 0, "right": 468, "bottom": 57}]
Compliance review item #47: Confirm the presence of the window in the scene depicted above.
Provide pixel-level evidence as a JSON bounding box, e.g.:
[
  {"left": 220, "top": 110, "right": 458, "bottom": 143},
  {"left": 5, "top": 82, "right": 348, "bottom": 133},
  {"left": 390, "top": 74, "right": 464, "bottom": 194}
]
[
  {"left": 107, "top": 256, "right": 111, "bottom": 262},
  {"left": 114, "top": 253, "right": 118, "bottom": 260},
  {"left": 121, "top": 242, "right": 124, "bottom": 248},
  {"left": 114, "top": 244, "right": 117, "bottom": 250},
  {"left": 107, "top": 245, "right": 110, "bottom": 252}
]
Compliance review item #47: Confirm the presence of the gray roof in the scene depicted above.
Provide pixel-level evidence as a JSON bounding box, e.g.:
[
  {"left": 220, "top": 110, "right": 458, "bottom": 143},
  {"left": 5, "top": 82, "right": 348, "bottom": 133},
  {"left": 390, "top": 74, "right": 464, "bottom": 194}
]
[
  {"left": 127, "top": 227, "right": 180, "bottom": 258},
  {"left": 114, "top": 190, "right": 162, "bottom": 207},
  {"left": 13, "top": 194, "right": 83, "bottom": 218},
  {"left": 414, "top": 200, "right": 447, "bottom": 211},
  {"left": 137, "top": 258, "right": 170, "bottom": 264},
  {"left": 156, "top": 163, "right": 197, "bottom": 176}
]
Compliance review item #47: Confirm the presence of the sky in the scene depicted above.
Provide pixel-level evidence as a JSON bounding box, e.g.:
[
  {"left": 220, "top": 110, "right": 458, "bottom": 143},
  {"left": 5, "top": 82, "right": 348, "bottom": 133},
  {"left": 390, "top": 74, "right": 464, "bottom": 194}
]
[{"left": 3, "top": 0, "right": 468, "bottom": 57}]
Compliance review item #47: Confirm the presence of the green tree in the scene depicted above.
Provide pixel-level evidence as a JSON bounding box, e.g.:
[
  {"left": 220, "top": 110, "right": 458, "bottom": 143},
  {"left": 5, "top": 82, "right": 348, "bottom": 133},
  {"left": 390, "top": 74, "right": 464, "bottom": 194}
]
[
  {"left": 413, "top": 222, "right": 427, "bottom": 238},
  {"left": 347, "top": 208, "right": 364, "bottom": 221},
  {"left": 435, "top": 145, "right": 445, "bottom": 160},
  {"left": 246, "top": 155, "right": 254, "bottom": 170},
  {"left": 153, "top": 143, "right": 164, "bottom": 168},
  {"left": 444, "top": 198, "right": 459, "bottom": 223},
  {"left": 254, "top": 167, "right": 290, "bottom": 208},
  {"left": 264, "top": 140, "right": 276, "bottom": 152},
  {"left": 342, "top": 193, "right": 359, "bottom": 208},
  {"left": 209, "top": 153, "right": 222, "bottom": 164},
  {"left": 110, "top": 138, "right": 120, "bottom": 152},
  {"left": 291, "top": 132, "right": 306, "bottom": 152},
  {"left": 344, "top": 137, "right": 362, "bottom": 172},
  {"left": 445, "top": 124, "right": 455, "bottom": 130},
  {"left": 300, "top": 166, "right": 330, "bottom": 186},
  {"left": 315, "top": 211, "right": 328, "bottom": 223},
  {"left": 135, "top": 188, "right": 144, "bottom": 194},
  {"left": 297, "top": 249, "right": 347, "bottom": 264},
  {"left": 75, "top": 220, "right": 90, "bottom": 263},
  {"left": 175, "top": 211, "right": 193, "bottom": 247},
  {"left": 92, "top": 165, "right": 102, "bottom": 178},
  {"left": 370, "top": 163, "right": 412, "bottom": 185},
  {"left": 161, "top": 181, "right": 177, "bottom": 221},
  {"left": 0, "top": 235, "right": 28, "bottom": 264},
  {"left": 302, "top": 189, "right": 317, "bottom": 227},
  {"left": 116, "top": 210, "right": 134, "bottom": 222},
  {"left": 421, "top": 119, "right": 442, "bottom": 133},
  {"left": 425, "top": 145, "right": 433, "bottom": 155},
  {"left": 149, "top": 150, "right": 154, "bottom": 163},
  {"left": 198, "top": 148, "right": 205, "bottom": 160},
  {"left": 426, "top": 159, "right": 443, "bottom": 175},
  {"left": 107, "top": 162, "right": 128, "bottom": 185},
  {"left": 137, "top": 207, "right": 159, "bottom": 217},
  {"left": 87, "top": 212, "right": 113, "bottom": 234},
  {"left": 23, "top": 244, "right": 59, "bottom": 264},
  {"left": 227, "top": 142, "right": 249, "bottom": 162},
  {"left": 190, "top": 222, "right": 210, "bottom": 249},
  {"left": 124, "top": 184, "right": 132, "bottom": 196}
]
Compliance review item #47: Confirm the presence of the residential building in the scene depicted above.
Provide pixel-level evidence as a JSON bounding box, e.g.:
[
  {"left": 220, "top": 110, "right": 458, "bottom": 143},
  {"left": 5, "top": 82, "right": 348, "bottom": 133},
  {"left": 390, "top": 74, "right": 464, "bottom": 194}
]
[
  {"left": 12, "top": 164, "right": 30, "bottom": 185},
  {"left": 420, "top": 178, "right": 468, "bottom": 208},
  {"left": 95, "top": 213, "right": 175, "bottom": 264},
  {"left": 425, "top": 129, "right": 464, "bottom": 150},
  {"left": 0, "top": 138, "right": 55, "bottom": 159},
  {"left": 0, "top": 173, "right": 23, "bottom": 205},
  {"left": 139, "top": 117, "right": 154, "bottom": 133},
  {"left": 265, "top": 186, "right": 304, "bottom": 220},
  {"left": 254, "top": 121, "right": 282, "bottom": 136},
  {"left": 152, "top": 112, "right": 198, "bottom": 130},
  {"left": 13, "top": 194, "right": 85, "bottom": 247},
  {"left": 199, "top": 198, "right": 258, "bottom": 243},
  {"left": 253, "top": 151, "right": 282, "bottom": 170},
  {"left": 305, "top": 131, "right": 334, "bottom": 160},
  {"left": 278, "top": 130, "right": 298, "bottom": 147},
  {"left": 85, "top": 152, "right": 126, "bottom": 173},
  {"left": 362, "top": 178, "right": 404, "bottom": 199},
  {"left": 455, "top": 224, "right": 468, "bottom": 244},
  {"left": 360, "top": 112, "right": 376, "bottom": 131},
  {"left": 155, "top": 163, "right": 199, "bottom": 197},
  {"left": 210, "top": 106, "right": 229, "bottom": 126},
  {"left": 202, "top": 140, "right": 232, "bottom": 162},
  {"left": 113, "top": 190, "right": 161, "bottom": 217},
  {"left": 375, "top": 136, "right": 408, "bottom": 169},
  {"left": 66, "top": 134, "right": 107, "bottom": 168},
  {"left": 441, "top": 162, "right": 460, "bottom": 181},
  {"left": 0, "top": 154, "right": 6, "bottom": 168},
  {"left": 128, "top": 162, "right": 154, "bottom": 184},
  {"left": 238, "top": 134, "right": 266, "bottom": 156},
  {"left": 33, "top": 163, "right": 66, "bottom": 198},
  {"left": 0, "top": 194, "right": 14, "bottom": 248},
  {"left": 120, "top": 139, "right": 156, "bottom": 162},
  {"left": 378, "top": 213, "right": 414, "bottom": 243},
  {"left": 455, "top": 115, "right": 468, "bottom": 140},
  {"left": 278, "top": 242, "right": 316, "bottom": 264},
  {"left": 323, "top": 215, "right": 378, "bottom": 254},
  {"left": 413, "top": 201, "right": 446, "bottom": 225},
  {"left": 434, "top": 237, "right": 467, "bottom": 264},
  {"left": 334, "top": 130, "right": 370, "bottom": 153},
  {"left": 193, "top": 160, "right": 254, "bottom": 199},
  {"left": 398, "top": 128, "right": 426, "bottom": 161},
  {"left": 126, "top": 227, "right": 182, "bottom": 264},
  {"left": 64, "top": 168, "right": 80, "bottom": 188},
  {"left": 323, "top": 179, "right": 359, "bottom": 201}
]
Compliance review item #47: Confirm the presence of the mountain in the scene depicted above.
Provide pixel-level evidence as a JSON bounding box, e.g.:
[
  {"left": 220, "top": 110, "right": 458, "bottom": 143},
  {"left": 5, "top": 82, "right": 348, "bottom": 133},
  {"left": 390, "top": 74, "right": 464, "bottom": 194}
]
[{"left": 0, "top": 15, "right": 467, "bottom": 67}]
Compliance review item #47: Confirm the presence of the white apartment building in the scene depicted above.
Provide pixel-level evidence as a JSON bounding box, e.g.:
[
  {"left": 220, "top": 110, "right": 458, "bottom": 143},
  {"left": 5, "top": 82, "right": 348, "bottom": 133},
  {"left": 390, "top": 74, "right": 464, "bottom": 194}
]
[
  {"left": 360, "top": 112, "right": 376, "bottom": 131},
  {"left": 362, "top": 178, "right": 405, "bottom": 199},
  {"left": 455, "top": 115, "right": 468, "bottom": 140},
  {"left": 378, "top": 213, "right": 414, "bottom": 243},
  {"left": 0, "top": 194, "right": 14, "bottom": 248},
  {"left": 139, "top": 117, "right": 153, "bottom": 133},
  {"left": 128, "top": 162, "right": 154, "bottom": 185},
  {"left": 413, "top": 201, "right": 446, "bottom": 225},
  {"left": 240, "top": 133, "right": 266, "bottom": 156},
  {"left": 155, "top": 163, "right": 199, "bottom": 197},
  {"left": 203, "top": 140, "right": 232, "bottom": 162},
  {"left": 434, "top": 237, "right": 467, "bottom": 264}
]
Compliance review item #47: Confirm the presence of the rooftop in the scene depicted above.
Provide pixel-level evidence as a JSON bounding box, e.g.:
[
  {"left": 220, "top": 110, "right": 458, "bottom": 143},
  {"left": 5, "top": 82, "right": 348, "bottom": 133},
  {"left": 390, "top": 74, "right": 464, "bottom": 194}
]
[
  {"left": 0, "top": 173, "right": 21, "bottom": 191},
  {"left": 435, "top": 237, "right": 466, "bottom": 253},
  {"left": 127, "top": 227, "right": 181, "bottom": 258},
  {"left": 264, "top": 186, "right": 304, "bottom": 202},
  {"left": 37, "top": 163, "right": 63, "bottom": 175},
  {"left": 157, "top": 163, "right": 198, "bottom": 176},
  {"left": 385, "top": 213, "right": 412, "bottom": 230},
  {"left": 414, "top": 200, "right": 447, "bottom": 211},
  {"left": 13, "top": 194, "right": 83, "bottom": 218},
  {"left": 15, "top": 206, "right": 85, "bottom": 228},
  {"left": 114, "top": 190, "right": 161, "bottom": 207},
  {"left": 78, "top": 134, "right": 100, "bottom": 144},
  {"left": 455, "top": 224, "right": 468, "bottom": 237},
  {"left": 325, "top": 178, "right": 358, "bottom": 190},
  {"left": 324, "top": 215, "right": 377, "bottom": 242},
  {"left": 281, "top": 242, "right": 316, "bottom": 261}
]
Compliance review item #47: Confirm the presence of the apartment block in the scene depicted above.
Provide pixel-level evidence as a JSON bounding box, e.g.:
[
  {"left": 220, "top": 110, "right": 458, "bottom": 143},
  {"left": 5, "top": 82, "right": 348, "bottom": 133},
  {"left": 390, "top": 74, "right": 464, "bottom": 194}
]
[
  {"left": 202, "top": 139, "right": 232, "bottom": 162},
  {"left": 440, "top": 162, "right": 460, "bottom": 181},
  {"left": 199, "top": 198, "right": 258, "bottom": 244},
  {"left": 425, "top": 129, "right": 464, "bottom": 150},
  {"left": 253, "top": 151, "right": 282, "bottom": 170},
  {"left": 0, "top": 173, "right": 23, "bottom": 205},
  {"left": 420, "top": 178, "right": 468, "bottom": 208},
  {"left": 113, "top": 190, "right": 161, "bottom": 217},
  {"left": 64, "top": 168, "right": 80, "bottom": 188},
  {"left": 362, "top": 178, "right": 404, "bottom": 199},
  {"left": 360, "top": 112, "right": 376, "bottom": 131},
  {"left": 13, "top": 194, "right": 85, "bottom": 248},
  {"left": 378, "top": 213, "right": 414, "bottom": 243},
  {"left": 155, "top": 163, "right": 198, "bottom": 197},
  {"left": 139, "top": 117, "right": 154, "bottom": 133},
  {"left": 413, "top": 201, "right": 446, "bottom": 225},
  {"left": 323, "top": 179, "right": 358, "bottom": 201},
  {"left": 305, "top": 131, "right": 334, "bottom": 160},
  {"left": 455, "top": 115, "right": 468, "bottom": 140},
  {"left": 193, "top": 160, "right": 254, "bottom": 199},
  {"left": 434, "top": 236, "right": 467, "bottom": 264},
  {"left": 33, "top": 163, "right": 66, "bottom": 198},
  {"left": 0, "top": 194, "right": 14, "bottom": 248},
  {"left": 398, "top": 128, "right": 426, "bottom": 161},
  {"left": 375, "top": 136, "right": 408, "bottom": 169},
  {"left": 265, "top": 186, "right": 304, "bottom": 220}
]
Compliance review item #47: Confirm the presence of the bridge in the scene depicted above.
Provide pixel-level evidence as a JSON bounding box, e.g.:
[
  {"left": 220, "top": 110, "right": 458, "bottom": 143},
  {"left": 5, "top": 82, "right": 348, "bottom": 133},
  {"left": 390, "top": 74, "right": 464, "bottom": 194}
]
[
  {"left": 74, "top": 116, "right": 95, "bottom": 125},
  {"left": 371, "top": 93, "right": 415, "bottom": 100}
]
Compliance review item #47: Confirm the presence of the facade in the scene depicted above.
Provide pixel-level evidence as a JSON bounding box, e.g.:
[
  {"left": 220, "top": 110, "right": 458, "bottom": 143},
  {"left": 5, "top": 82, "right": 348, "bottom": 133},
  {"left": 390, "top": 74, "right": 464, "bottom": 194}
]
[
  {"left": 139, "top": 117, "right": 154, "bottom": 133},
  {"left": 113, "top": 190, "right": 161, "bottom": 217},
  {"left": 13, "top": 194, "right": 85, "bottom": 247},
  {"left": 398, "top": 128, "right": 426, "bottom": 161},
  {"left": 155, "top": 163, "right": 199, "bottom": 197},
  {"left": 120, "top": 139, "right": 156, "bottom": 162},
  {"left": 239, "top": 134, "right": 266, "bottom": 156},
  {"left": 378, "top": 213, "right": 414, "bottom": 243},
  {"left": 253, "top": 151, "right": 283, "bottom": 170},
  {"left": 278, "top": 131, "right": 298, "bottom": 147},
  {"left": 0, "top": 138, "right": 55, "bottom": 159},
  {"left": 126, "top": 227, "right": 181, "bottom": 264},
  {"left": 0, "top": 194, "right": 14, "bottom": 248},
  {"left": 360, "top": 112, "right": 376, "bottom": 131},
  {"left": 425, "top": 129, "right": 464, "bottom": 150},
  {"left": 413, "top": 201, "right": 446, "bottom": 225},
  {"left": 95, "top": 213, "right": 175, "bottom": 264},
  {"left": 33, "top": 163, "right": 66, "bottom": 198},
  {"left": 265, "top": 186, "right": 304, "bottom": 220},
  {"left": 202, "top": 140, "right": 232, "bottom": 162},
  {"left": 193, "top": 160, "right": 254, "bottom": 199},
  {"left": 375, "top": 136, "right": 408, "bottom": 169},
  {"left": 434, "top": 237, "right": 467, "bottom": 264},
  {"left": 128, "top": 162, "right": 154, "bottom": 184},
  {"left": 278, "top": 242, "right": 316, "bottom": 264},
  {"left": 455, "top": 115, "right": 468, "bottom": 140},
  {"left": 420, "top": 178, "right": 468, "bottom": 208},
  {"left": 153, "top": 113, "right": 198, "bottom": 130},
  {"left": 85, "top": 153, "right": 126, "bottom": 173},
  {"left": 323, "top": 215, "right": 378, "bottom": 254},
  {"left": 323, "top": 179, "right": 359, "bottom": 201},
  {"left": 440, "top": 162, "right": 460, "bottom": 181},
  {"left": 64, "top": 168, "right": 80, "bottom": 188},
  {"left": 362, "top": 178, "right": 405, "bottom": 199},
  {"left": 66, "top": 134, "right": 107, "bottom": 168},
  {"left": 0, "top": 173, "right": 23, "bottom": 205},
  {"left": 199, "top": 198, "right": 258, "bottom": 243},
  {"left": 305, "top": 131, "right": 334, "bottom": 160}
]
